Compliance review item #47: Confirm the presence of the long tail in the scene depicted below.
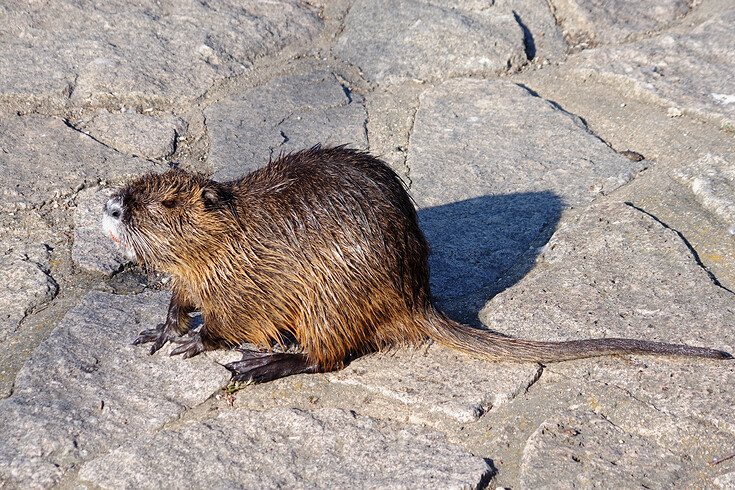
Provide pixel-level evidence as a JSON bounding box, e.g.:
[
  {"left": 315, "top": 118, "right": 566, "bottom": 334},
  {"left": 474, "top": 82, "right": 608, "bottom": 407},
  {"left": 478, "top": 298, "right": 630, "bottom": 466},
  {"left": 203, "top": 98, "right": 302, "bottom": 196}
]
[{"left": 421, "top": 308, "right": 732, "bottom": 362}]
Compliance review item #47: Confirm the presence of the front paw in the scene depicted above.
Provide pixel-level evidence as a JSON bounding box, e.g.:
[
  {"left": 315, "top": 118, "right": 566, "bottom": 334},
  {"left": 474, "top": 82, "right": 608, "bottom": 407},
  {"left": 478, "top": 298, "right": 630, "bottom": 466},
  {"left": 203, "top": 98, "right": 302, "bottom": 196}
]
[
  {"left": 133, "top": 323, "right": 174, "bottom": 354},
  {"left": 170, "top": 332, "right": 205, "bottom": 359}
]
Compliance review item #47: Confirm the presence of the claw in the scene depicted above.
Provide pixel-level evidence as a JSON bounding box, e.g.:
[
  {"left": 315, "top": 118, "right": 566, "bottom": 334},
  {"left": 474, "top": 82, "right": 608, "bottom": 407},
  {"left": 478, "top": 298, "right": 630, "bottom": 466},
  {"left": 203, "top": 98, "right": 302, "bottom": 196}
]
[
  {"left": 170, "top": 333, "right": 205, "bottom": 359},
  {"left": 132, "top": 323, "right": 174, "bottom": 354}
]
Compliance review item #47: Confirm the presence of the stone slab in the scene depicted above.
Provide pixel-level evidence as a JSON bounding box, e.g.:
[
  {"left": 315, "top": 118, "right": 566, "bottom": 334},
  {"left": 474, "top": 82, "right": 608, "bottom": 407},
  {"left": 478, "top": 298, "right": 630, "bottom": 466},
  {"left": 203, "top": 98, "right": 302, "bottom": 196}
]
[
  {"left": 479, "top": 200, "right": 734, "bottom": 353},
  {"left": 715, "top": 472, "right": 735, "bottom": 489},
  {"left": 549, "top": 357, "right": 735, "bottom": 437},
  {"left": 78, "top": 407, "right": 492, "bottom": 489},
  {"left": 407, "top": 79, "right": 648, "bottom": 304},
  {"left": 549, "top": 0, "right": 692, "bottom": 47},
  {"left": 0, "top": 1, "right": 323, "bottom": 108},
  {"left": 204, "top": 71, "right": 368, "bottom": 181},
  {"left": 82, "top": 112, "right": 186, "bottom": 160},
  {"left": 499, "top": 0, "right": 569, "bottom": 63},
  {"left": 520, "top": 409, "right": 686, "bottom": 488},
  {"left": 671, "top": 154, "right": 735, "bottom": 230},
  {"left": 570, "top": 8, "right": 735, "bottom": 129},
  {"left": 72, "top": 187, "right": 131, "bottom": 276},
  {"left": 334, "top": 0, "right": 527, "bottom": 85},
  {"left": 0, "top": 291, "right": 230, "bottom": 489},
  {"left": 328, "top": 344, "right": 542, "bottom": 423},
  {"left": 0, "top": 114, "right": 156, "bottom": 212},
  {"left": 0, "top": 240, "right": 57, "bottom": 344}
]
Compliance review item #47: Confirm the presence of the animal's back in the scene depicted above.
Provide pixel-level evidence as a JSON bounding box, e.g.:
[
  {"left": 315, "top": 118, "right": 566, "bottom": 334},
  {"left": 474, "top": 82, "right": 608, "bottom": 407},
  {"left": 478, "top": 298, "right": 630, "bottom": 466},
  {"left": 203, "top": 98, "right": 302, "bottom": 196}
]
[{"left": 217, "top": 147, "right": 433, "bottom": 366}]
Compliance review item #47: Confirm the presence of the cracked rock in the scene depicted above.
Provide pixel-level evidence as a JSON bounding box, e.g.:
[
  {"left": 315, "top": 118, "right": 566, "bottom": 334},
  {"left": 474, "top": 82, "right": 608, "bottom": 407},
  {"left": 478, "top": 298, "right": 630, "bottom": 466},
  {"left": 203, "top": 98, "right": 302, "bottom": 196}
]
[
  {"left": 570, "top": 8, "right": 735, "bottom": 129},
  {"left": 72, "top": 187, "right": 131, "bottom": 275},
  {"left": 334, "top": 0, "right": 527, "bottom": 85},
  {"left": 0, "top": 113, "right": 156, "bottom": 212},
  {"left": 0, "top": 291, "right": 231, "bottom": 489},
  {"left": 204, "top": 71, "right": 368, "bottom": 180},
  {"left": 81, "top": 112, "right": 186, "bottom": 160},
  {"left": 408, "top": 79, "right": 648, "bottom": 305},
  {"left": 0, "top": 0, "right": 323, "bottom": 107},
  {"left": 328, "top": 344, "right": 542, "bottom": 423},
  {"left": 78, "top": 407, "right": 492, "bottom": 489},
  {"left": 549, "top": 0, "right": 693, "bottom": 47},
  {"left": 670, "top": 154, "right": 735, "bottom": 230},
  {"left": 479, "top": 200, "right": 734, "bottom": 353},
  {"left": 521, "top": 410, "right": 686, "bottom": 487},
  {"left": 0, "top": 240, "right": 57, "bottom": 343}
]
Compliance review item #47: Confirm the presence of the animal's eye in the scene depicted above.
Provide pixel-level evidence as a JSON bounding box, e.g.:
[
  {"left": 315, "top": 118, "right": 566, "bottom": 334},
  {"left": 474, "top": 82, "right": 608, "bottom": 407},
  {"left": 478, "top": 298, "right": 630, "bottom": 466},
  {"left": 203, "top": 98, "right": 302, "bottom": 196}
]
[{"left": 162, "top": 199, "right": 177, "bottom": 208}]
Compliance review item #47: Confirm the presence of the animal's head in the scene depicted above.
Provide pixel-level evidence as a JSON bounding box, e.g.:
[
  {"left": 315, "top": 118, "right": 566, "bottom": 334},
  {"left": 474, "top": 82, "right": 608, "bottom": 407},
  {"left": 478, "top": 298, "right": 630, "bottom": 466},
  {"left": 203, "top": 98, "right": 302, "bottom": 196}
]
[{"left": 102, "top": 169, "right": 234, "bottom": 270}]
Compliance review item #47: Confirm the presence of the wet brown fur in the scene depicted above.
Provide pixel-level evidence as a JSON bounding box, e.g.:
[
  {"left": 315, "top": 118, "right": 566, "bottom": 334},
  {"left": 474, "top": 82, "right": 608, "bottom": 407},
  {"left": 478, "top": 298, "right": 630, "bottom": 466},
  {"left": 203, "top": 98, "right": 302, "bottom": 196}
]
[{"left": 111, "top": 146, "right": 731, "bottom": 376}]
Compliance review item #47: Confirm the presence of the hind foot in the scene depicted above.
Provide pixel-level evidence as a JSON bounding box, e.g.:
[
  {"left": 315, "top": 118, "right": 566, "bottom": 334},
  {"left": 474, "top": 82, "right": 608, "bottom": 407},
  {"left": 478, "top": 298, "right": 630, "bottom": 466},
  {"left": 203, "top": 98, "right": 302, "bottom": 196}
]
[{"left": 224, "top": 349, "right": 328, "bottom": 384}]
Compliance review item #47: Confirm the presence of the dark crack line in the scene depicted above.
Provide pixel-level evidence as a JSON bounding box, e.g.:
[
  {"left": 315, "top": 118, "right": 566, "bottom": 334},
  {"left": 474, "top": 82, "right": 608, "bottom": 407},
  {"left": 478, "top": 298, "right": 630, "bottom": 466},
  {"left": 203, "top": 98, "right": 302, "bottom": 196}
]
[
  {"left": 625, "top": 202, "right": 734, "bottom": 295},
  {"left": 61, "top": 118, "right": 164, "bottom": 167}
]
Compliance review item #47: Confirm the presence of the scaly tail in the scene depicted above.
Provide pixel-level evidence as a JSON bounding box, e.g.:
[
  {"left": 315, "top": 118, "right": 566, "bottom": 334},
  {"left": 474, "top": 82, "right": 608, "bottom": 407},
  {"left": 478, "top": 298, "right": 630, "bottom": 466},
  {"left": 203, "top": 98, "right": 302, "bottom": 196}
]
[{"left": 421, "top": 308, "right": 732, "bottom": 362}]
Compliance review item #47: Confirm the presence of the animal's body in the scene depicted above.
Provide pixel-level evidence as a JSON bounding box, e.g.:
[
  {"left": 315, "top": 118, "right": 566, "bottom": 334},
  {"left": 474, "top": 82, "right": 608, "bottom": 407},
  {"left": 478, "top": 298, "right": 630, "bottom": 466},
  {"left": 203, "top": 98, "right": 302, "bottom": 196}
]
[{"left": 102, "top": 146, "right": 731, "bottom": 383}]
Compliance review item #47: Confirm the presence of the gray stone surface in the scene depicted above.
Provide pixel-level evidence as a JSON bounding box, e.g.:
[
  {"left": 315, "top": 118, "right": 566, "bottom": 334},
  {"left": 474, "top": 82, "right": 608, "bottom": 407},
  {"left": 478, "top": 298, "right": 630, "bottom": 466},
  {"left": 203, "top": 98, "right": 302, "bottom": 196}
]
[
  {"left": 520, "top": 409, "right": 686, "bottom": 488},
  {"left": 0, "top": 1, "right": 323, "bottom": 108},
  {"left": 79, "top": 407, "right": 492, "bottom": 489},
  {"left": 81, "top": 112, "right": 186, "bottom": 160},
  {"left": 2, "top": 1, "right": 735, "bottom": 488},
  {"left": 570, "top": 7, "right": 735, "bottom": 129},
  {"left": 550, "top": 356, "right": 735, "bottom": 438},
  {"left": 715, "top": 471, "right": 735, "bottom": 489},
  {"left": 0, "top": 114, "right": 156, "bottom": 212},
  {"left": 0, "top": 291, "right": 230, "bottom": 489},
  {"left": 334, "top": 0, "right": 527, "bottom": 85},
  {"left": 328, "top": 344, "right": 542, "bottom": 423},
  {"left": 72, "top": 187, "right": 131, "bottom": 275},
  {"left": 0, "top": 240, "right": 57, "bottom": 343},
  {"left": 499, "top": 0, "right": 569, "bottom": 63},
  {"left": 671, "top": 154, "right": 735, "bottom": 229},
  {"left": 549, "top": 0, "right": 693, "bottom": 47},
  {"left": 204, "top": 71, "right": 368, "bottom": 180},
  {"left": 408, "top": 79, "right": 648, "bottom": 305},
  {"left": 479, "top": 200, "right": 734, "bottom": 353}
]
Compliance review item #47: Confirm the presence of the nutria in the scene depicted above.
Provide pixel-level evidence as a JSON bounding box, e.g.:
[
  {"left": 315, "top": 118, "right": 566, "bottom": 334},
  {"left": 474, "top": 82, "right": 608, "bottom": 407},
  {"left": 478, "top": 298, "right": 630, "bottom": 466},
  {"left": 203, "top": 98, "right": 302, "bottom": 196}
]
[{"left": 102, "top": 146, "right": 731, "bottom": 383}]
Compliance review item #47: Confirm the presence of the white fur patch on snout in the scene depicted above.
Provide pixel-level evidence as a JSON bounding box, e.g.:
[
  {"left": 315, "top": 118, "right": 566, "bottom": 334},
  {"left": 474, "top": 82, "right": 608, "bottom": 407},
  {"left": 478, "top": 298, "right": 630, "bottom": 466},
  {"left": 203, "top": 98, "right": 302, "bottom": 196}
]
[{"left": 102, "top": 200, "right": 138, "bottom": 261}]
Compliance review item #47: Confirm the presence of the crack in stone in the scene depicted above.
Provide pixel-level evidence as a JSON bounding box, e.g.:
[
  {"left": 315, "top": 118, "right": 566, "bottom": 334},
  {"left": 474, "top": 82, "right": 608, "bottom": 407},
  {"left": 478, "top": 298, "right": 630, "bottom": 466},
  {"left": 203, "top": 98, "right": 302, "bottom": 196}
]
[{"left": 624, "top": 202, "right": 734, "bottom": 295}]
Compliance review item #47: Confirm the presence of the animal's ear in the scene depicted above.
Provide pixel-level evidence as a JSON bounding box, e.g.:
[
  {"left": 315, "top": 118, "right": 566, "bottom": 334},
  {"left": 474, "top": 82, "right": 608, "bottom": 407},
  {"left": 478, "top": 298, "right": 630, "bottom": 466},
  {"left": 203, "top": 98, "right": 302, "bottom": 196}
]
[{"left": 202, "top": 188, "right": 219, "bottom": 207}]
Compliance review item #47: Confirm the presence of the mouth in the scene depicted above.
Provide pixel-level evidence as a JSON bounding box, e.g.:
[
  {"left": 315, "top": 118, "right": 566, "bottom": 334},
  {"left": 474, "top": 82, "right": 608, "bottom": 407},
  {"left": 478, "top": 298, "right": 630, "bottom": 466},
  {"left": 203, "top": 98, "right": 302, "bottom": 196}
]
[{"left": 108, "top": 230, "right": 121, "bottom": 243}]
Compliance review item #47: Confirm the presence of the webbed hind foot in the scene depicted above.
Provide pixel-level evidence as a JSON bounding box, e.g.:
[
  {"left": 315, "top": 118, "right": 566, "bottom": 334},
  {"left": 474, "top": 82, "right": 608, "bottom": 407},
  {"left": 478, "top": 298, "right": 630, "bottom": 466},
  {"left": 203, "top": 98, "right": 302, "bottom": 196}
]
[{"left": 224, "top": 349, "right": 328, "bottom": 384}]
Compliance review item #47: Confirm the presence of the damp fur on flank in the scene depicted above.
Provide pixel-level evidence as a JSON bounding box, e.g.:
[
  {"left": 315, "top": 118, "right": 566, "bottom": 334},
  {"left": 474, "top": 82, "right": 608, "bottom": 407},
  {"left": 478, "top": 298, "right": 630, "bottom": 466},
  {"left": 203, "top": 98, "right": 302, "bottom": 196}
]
[{"left": 102, "top": 146, "right": 733, "bottom": 384}]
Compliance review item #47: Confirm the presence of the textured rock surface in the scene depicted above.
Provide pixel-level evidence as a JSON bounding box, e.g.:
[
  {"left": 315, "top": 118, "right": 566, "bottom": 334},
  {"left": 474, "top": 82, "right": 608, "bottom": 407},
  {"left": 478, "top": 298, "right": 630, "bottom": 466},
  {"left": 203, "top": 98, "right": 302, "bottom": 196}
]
[
  {"left": 79, "top": 407, "right": 492, "bottom": 489},
  {"left": 0, "top": 241, "right": 57, "bottom": 343},
  {"left": 0, "top": 0, "right": 323, "bottom": 107},
  {"left": 328, "top": 344, "right": 542, "bottom": 423},
  {"left": 671, "top": 154, "right": 735, "bottom": 229},
  {"left": 0, "top": 291, "right": 230, "bottom": 489},
  {"left": 499, "top": 0, "right": 569, "bottom": 62},
  {"left": 570, "top": 7, "right": 735, "bottom": 129},
  {"left": 204, "top": 71, "right": 368, "bottom": 180},
  {"left": 72, "top": 187, "right": 130, "bottom": 275},
  {"left": 550, "top": 357, "right": 735, "bottom": 435},
  {"left": 2, "top": 0, "right": 735, "bottom": 488},
  {"left": 0, "top": 114, "right": 155, "bottom": 212},
  {"left": 550, "top": 0, "right": 693, "bottom": 46},
  {"left": 521, "top": 410, "right": 686, "bottom": 488},
  {"left": 479, "top": 200, "right": 734, "bottom": 352},
  {"left": 409, "top": 79, "right": 647, "bottom": 305},
  {"left": 81, "top": 112, "right": 186, "bottom": 160},
  {"left": 334, "top": 0, "right": 527, "bottom": 84}
]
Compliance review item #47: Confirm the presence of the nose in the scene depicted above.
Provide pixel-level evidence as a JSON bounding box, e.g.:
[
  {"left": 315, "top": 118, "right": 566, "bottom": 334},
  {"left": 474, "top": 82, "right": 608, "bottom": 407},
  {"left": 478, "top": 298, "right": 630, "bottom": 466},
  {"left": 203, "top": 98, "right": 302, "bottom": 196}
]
[{"left": 103, "top": 196, "right": 123, "bottom": 220}]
